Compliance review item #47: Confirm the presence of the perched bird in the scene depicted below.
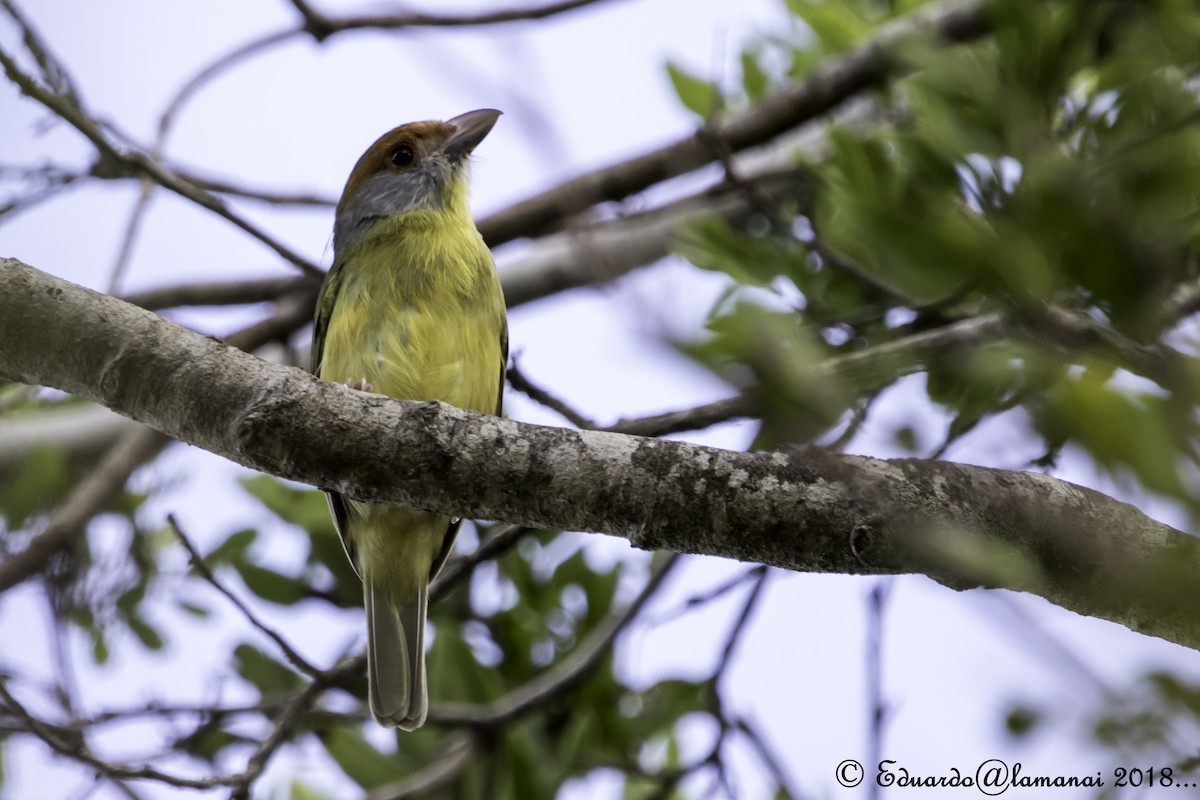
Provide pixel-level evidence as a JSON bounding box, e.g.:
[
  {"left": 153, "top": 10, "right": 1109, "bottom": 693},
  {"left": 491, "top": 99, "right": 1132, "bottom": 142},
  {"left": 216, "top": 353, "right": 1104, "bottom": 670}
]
[{"left": 311, "top": 109, "right": 508, "bottom": 729}]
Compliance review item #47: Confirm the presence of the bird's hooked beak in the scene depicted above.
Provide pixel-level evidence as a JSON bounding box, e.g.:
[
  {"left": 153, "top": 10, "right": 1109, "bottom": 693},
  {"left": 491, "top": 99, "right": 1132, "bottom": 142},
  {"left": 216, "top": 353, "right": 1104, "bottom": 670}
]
[{"left": 442, "top": 108, "right": 502, "bottom": 163}]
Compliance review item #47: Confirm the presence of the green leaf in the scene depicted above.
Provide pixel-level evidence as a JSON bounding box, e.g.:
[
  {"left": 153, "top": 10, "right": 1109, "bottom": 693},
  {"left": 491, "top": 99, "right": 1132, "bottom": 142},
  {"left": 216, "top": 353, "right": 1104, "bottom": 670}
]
[
  {"left": 666, "top": 61, "right": 720, "bottom": 119},
  {"left": 741, "top": 49, "right": 770, "bottom": 101},
  {"left": 176, "top": 600, "right": 211, "bottom": 618},
  {"left": 305, "top": 524, "right": 361, "bottom": 608},
  {"left": 1006, "top": 705, "right": 1040, "bottom": 737},
  {"left": 240, "top": 475, "right": 335, "bottom": 536},
  {"left": 91, "top": 630, "right": 109, "bottom": 665},
  {"left": 0, "top": 445, "right": 70, "bottom": 528},
  {"left": 320, "top": 727, "right": 404, "bottom": 789},
  {"left": 634, "top": 679, "right": 711, "bottom": 735},
  {"left": 235, "top": 563, "right": 307, "bottom": 605},
  {"left": 1037, "top": 372, "right": 1188, "bottom": 500},
  {"left": 128, "top": 615, "right": 165, "bottom": 651},
  {"left": 676, "top": 215, "right": 798, "bottom": 288},
  {"left": 687, "top": 302, "right": 852, "bottom": 442},
  {"left": 282, "top": 781, "right": 332, "bottom": 800},
  {"left": 175, "top": 722, "right": 248, "bottom": 763},
  {"left": 427, "top": 620, "right": 505, "bottom": 705},
  {"left": 554, "top": 705, "right": 598, "bottom": 766},
  {"left": 554, "top": 549, "right": 618, "bottom": 626},
  {"left": 116, "top": 584, "right": 146, "bottom": 615},
  {"left": 500, "top": 719, "right": 562, "bottom": 799},
  {"left": 204, "top": 528, "right": 257, "bottom": 565},
  {"left": 623, "top": 774, "right": 674, "bottom": 800},
  {"left": 233, "top": 643, "right": 303, "bottom": 697},
  {"left": 787, "top": 0, "right": 873, "bottom": 52}
]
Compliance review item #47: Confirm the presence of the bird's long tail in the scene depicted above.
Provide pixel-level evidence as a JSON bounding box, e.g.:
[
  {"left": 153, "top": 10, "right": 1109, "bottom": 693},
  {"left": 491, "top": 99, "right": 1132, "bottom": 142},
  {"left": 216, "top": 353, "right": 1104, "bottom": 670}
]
[{"left": 365, "top": 579, "right": 428, "bottom": 730}]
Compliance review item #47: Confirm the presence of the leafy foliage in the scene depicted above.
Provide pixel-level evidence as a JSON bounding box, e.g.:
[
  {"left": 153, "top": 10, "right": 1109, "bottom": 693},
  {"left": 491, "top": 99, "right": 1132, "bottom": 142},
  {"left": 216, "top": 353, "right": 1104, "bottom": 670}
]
[
  {"left": 680, "top": 0, "right": 1200, "bottom": 512},
  {"left": 176, "top": 482, "right": 732, "bottom": 798}
]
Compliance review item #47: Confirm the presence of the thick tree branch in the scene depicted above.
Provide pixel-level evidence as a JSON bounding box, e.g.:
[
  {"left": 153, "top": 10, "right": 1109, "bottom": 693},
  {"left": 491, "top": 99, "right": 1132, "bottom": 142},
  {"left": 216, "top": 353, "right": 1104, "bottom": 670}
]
[
  {"left": 498, "top": 166, "right": 812, "bottom": 306},
  {"left": 1, "top": 259, "right": 1198, "bottom": 650},
  {"left": 0, "top": 282, "right": 317, "bottom": 592},
  {"left": 0, "top": 161, "right": 814, "bottom": 475}
]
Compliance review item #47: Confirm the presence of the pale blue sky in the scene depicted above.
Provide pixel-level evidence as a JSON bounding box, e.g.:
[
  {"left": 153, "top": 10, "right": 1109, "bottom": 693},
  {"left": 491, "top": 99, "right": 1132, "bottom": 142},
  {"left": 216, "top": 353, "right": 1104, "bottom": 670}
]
[{"left": 1, "top": 2, "right": 1196, "bottom": 799}]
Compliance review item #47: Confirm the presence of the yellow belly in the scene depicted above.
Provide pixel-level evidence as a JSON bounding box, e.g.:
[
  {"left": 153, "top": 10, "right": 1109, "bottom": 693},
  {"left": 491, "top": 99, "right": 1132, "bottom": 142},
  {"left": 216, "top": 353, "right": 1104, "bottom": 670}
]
[{"left": 319, "top": 215, "right": 504, "bottom": 602}]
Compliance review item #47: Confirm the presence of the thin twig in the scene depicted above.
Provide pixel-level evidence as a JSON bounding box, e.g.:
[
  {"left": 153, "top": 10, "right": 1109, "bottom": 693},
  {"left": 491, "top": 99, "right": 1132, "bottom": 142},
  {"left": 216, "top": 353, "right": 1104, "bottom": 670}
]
[
  {"left": 105, "top": 179, "right": 156, "bottom": 294},
  {"left": 156, "top": 30, "right": 299, "bottom": 143},
  {"left": 0, "top": 16, "right": 321, "bottom": 276},
  {"left": 0, "top": 679, "right": 234, "bottom": 789},
  {"left": 0, "top": 425, "right": 170, "bottom": 594},
  {"left": 120, "top": 276, "right": 312, "bottom": 311},
  {"left": 825, "top": 393, "right": 878, "bottom": 453},
  {"left": 507, "top": 356, "right": 596, "bottom": 428},
  {"left": 228, "top": 663, "right": 344, "bottom": 799},
  {"left": 431, "top": 523, "right": 530, "bottom": 600},
  {"left": 865, "top": 579, "right": 893, "bottom": 800},
  {"left": 292, "top": 0, "right": 623, "bottom": 41},
  {"left": 0, "top": 290, "right": 317, "bottom": 595},
  {"left": 644, "top": 562, "right": 759, "bottom": 627},
  {"left": 433, "top": 554, "right": 680, "bottom": 726},
  {"left": 714, "top": 567, "right": 769, "bottom": 682},
  {"left": 184, "top": 174, "right": 335, "bottom": 207},
  {"left": 365, "top": 735, "right": 476, "bottom": 800},
  {"left": 0, "top": 165, "right": 81, "bottom": 220},
  {"left": 734, "top": 715, "right": 805, "bottom": 800},
  {"left": 167, "top": 513, "right": 320, "bottom": 677}
]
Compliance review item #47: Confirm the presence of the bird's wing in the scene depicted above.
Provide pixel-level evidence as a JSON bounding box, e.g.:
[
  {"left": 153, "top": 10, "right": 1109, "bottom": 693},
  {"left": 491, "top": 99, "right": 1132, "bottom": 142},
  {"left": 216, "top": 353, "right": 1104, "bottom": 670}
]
[
  {"left": 496, "top": 316, "right": 509, "bottom": 416},
  {"left": 311, "top": 259, "right": 359, "bottom": 578}
]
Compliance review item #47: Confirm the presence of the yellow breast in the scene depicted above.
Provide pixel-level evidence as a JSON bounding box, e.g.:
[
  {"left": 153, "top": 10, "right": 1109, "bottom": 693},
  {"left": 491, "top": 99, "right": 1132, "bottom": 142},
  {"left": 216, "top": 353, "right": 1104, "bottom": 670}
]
[{"left": 320, "top": 209, "right": 505, "bottom": 415}]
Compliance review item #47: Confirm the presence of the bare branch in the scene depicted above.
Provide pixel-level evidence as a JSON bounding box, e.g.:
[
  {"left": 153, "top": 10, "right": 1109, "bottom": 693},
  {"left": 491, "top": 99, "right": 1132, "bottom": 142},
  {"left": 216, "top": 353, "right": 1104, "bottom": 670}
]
[
  {"left": 366, "top": 736, "right": 477, "bottom": 800},
  {"left": 713, "top": 567, "right": 769, "bottom": 682},
  {"left": 156, "top": 29, "right": 300, "bottom": 146},
  {"left": 865, "top": 579, "right": 894, "bottom": 800},
  {"left": 105, "top": 179, "right": 155, "bottom": 294},
  {"left": 0, "top": 13, "right": 321, "bottom": 276},
  {"left": 476, "top": 0, "right": 992, "bottom": 246},
  {"left": 3, "top": 259, "right": 1198, "bottom": 652},
  {"left": 431, "top": 523, "right": 531, "bottom": 599},
  {"left": 168, "top": 514, "right": 321, "bottom": 677},
  {"left": 0, "top": 280, "right": 317, "bottom": 593},
  {"left": 433, "top": 554, "right": 680, "bottom": 726},
  {"left": 645, "top": 562, "right": 760, "bottom": 627},
  {"left": 0, "top": 161, "right": 82, "bottom": 220},
  {"left": 733, "top": 716, "right": 803, "bottom": 800},
  {"left": 507, "top": 356, "right": 597, "bottom": 429},
  {"left": 120, "top": 276, "right": 314, "bottom": 311},
  {"left": 0, "top": 425, "right": 169, "bottom": 594},
  {"left": 291, "top": 0, "right": 627, "bottom": 41},
  {"left": 227, "top": 663, "right": 338, "bottom": 799},
  {"left": 497, "top": 166, "right": 811, "bottom": 306},
  {"left": 183, "top": 174, "right": 335, "bottom": 207},
  {"left": 0, "top": 679, "right": 234, "bottom": 790}
]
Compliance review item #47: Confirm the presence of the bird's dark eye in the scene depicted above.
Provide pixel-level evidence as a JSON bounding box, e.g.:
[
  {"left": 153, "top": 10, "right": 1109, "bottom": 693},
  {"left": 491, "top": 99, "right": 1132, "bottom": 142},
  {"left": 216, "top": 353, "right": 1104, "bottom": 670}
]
[{"left": 390, "top": 145, "right": 415, "bottom": 167}]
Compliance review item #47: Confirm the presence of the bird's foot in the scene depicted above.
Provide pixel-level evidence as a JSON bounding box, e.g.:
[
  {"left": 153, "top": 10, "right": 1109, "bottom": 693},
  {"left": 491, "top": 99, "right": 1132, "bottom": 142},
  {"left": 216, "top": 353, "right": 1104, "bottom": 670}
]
[{"left": 345, "top": 377, "right": 374, "bottom": 393}]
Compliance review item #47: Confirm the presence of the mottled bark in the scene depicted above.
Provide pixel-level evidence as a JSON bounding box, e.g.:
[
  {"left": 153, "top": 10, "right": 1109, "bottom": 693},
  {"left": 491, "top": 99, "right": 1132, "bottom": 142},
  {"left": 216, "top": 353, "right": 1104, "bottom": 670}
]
[{"left": 2, "top": 258, "right": 1197, "bottom": 648}]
